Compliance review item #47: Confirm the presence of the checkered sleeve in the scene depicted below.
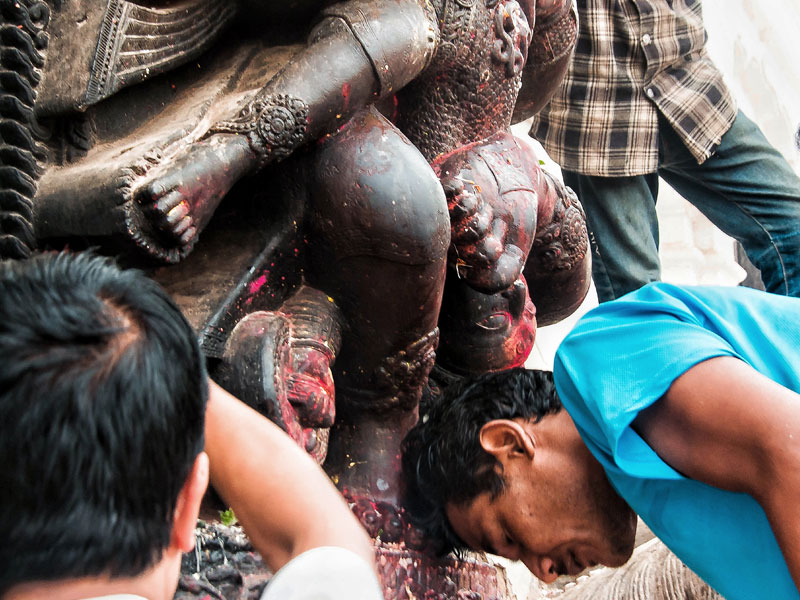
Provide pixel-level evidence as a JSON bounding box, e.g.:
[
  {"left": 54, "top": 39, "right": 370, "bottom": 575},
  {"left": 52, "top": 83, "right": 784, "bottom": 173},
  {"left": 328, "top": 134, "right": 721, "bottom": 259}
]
[{"left": 531, "top": 0, "right": 736, "bottom": 177}]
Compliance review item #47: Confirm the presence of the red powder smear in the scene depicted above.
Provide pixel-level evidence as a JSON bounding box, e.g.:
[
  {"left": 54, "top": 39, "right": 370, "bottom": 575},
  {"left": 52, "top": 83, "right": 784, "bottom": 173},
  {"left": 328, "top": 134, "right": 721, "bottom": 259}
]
[
  {"left": 342, "top": 82, "right": 351, "bottom": 112},
  {"left": 249, "top": 274, "right": 268, "bottom": 295}
]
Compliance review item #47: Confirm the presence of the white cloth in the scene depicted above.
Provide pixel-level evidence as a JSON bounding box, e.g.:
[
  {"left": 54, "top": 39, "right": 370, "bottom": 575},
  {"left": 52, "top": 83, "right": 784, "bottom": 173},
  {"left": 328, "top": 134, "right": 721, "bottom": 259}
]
[
  {"left": 82, "top": 596, "right": 148, "bottom": 600},
  {"left": 261, "top": 546, "right": 383, "bottom": 600}
]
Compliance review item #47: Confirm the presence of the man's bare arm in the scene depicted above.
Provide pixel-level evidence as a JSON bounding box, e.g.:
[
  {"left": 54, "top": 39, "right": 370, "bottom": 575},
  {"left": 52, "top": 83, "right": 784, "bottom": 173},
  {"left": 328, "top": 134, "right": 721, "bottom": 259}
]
[
  {"left": 633, "top": 356, "right": 800, "bottom": 591},
  {"left": 204, "top": 380, "right": 374, "bottom": 570}
]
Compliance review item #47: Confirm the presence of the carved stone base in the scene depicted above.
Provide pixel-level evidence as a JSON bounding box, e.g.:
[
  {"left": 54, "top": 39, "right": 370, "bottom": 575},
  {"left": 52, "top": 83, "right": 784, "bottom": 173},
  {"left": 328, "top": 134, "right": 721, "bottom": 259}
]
[
  {"left": 175, "top": 519, "right": 515, "bottom": 600},
  {"left": 175, "top": 521, "right": 272, "bottom": 600},
  {"left": 373, "top": 545, "right": 513, "bottom": 600}
]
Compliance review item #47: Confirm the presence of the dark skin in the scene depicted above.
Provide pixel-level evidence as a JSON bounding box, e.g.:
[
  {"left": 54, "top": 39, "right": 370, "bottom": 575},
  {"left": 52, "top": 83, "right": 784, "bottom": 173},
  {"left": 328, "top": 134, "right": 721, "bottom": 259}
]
[
  {"left": 446, "top": 411, "right": 638, "bottom": 583},
  {"left": 447, "top": 357, "right": 800, "bottom": 590}
]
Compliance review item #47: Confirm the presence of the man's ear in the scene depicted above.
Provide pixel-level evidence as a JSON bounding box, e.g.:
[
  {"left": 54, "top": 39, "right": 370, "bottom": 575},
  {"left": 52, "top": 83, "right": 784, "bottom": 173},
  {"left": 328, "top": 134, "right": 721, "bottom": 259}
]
[
  {"left": 479, "top": 419, "right": 536, "bottom": 462},
  {"left": 171, "top": 451, "right": 210, "bottom": 553}
]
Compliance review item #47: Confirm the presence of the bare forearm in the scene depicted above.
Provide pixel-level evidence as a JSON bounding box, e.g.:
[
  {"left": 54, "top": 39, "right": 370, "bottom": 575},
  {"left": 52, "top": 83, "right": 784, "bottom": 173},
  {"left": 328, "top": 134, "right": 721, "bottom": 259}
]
[
  {"left": 757, "top": 419, "right": 800, "bottom": 592},
  {"left": 763, "top": 486, "right": 800, "bottom": 592},
  {"left": 204, "top": 381, "right": 374, "bottom": 570},
  {"left": 634, "top": 356, "right": 800, "bottom": 591}
]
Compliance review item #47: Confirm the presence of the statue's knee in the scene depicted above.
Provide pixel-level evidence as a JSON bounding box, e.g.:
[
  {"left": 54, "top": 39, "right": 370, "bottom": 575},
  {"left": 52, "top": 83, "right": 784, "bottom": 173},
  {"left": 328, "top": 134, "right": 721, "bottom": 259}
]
[{"left": 306, "top": 108, "right": 449, "bottom": 266}]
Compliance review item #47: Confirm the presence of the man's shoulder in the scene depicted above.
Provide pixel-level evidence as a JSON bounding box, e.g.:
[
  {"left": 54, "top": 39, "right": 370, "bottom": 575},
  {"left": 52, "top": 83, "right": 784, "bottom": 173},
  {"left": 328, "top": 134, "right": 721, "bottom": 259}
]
[
  {"left": 553, "top": 285, "right": 757, "bottom": 448},
  {"left": 555, "top": 283, "right": 800, "bottom": 450}
]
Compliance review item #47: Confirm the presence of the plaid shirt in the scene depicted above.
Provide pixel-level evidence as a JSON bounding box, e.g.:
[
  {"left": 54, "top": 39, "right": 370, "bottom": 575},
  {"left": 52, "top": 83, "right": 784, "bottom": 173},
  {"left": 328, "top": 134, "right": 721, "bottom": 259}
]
[{"left": 530, "top": 0, "right": 737, "bottom": 177}]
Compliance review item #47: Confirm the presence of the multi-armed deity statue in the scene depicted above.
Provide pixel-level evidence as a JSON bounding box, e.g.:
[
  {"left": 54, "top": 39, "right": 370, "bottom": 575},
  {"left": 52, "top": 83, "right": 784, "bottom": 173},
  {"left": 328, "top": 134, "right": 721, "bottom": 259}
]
[{"left": 1, "top": 0, "right": 583, "bottom": 596}]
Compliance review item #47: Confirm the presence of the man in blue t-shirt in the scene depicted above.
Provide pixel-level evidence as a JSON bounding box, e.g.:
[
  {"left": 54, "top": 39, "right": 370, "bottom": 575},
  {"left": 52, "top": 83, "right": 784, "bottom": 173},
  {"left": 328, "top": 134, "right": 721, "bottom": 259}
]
[{"left": 402, "top": 282, "right": 800, "bottom": 599}]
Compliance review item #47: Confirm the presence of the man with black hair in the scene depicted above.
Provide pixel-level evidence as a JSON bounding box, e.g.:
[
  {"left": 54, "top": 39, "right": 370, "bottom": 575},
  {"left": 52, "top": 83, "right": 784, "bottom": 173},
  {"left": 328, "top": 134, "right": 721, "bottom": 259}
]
[
  {"left": 402, "top": 282, "right": 800, "bottom": 600},
  {"left": 0, "top": 252, "right": 381, "bottom": 600}
]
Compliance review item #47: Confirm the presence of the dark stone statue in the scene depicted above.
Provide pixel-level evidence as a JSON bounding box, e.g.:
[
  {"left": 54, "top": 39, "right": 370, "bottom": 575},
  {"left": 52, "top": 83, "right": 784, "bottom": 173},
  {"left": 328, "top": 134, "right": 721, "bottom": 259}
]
[{"left": 0, "top": 0, "right": 582, "bottom": 597}]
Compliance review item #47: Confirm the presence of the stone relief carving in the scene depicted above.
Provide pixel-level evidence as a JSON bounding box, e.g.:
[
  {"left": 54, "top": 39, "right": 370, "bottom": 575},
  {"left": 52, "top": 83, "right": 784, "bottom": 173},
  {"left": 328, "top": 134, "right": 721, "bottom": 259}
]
[{"left": 0, "top": 1, "right": 583, "bottom": 597}]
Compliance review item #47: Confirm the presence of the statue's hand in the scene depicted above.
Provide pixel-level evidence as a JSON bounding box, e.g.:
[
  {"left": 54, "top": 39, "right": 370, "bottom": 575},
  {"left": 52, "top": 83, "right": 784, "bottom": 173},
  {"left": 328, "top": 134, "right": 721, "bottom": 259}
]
[
  {"left": 517, "top": 0, "right": 570, "bottom": 25},
  {"left": 444, "top": 176, "right": 499, "bottom": 278},
  {"left": 285, "top": 345, "right": 336, "bottom": 429}
]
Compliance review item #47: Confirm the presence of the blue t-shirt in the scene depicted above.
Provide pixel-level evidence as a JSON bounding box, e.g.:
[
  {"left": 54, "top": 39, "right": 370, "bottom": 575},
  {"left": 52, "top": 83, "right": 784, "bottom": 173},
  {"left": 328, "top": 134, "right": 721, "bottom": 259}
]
[{"left": 553, "top": 283, "right": 800, "bottom": 600}]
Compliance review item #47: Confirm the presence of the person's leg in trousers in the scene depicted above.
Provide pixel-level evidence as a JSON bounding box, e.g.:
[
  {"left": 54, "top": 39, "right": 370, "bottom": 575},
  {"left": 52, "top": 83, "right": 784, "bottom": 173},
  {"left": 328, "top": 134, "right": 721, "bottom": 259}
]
[
  {"left": 561, "top": 170, "right": 662, "bottom": 302},
  {"left": 658, "top": 110, "right": 800, "bottom": 297}
]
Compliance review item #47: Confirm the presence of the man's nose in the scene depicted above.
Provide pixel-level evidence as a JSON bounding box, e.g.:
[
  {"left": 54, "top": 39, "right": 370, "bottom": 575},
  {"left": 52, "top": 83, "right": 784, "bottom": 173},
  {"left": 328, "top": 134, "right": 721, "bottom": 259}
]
[{"left": 522, "top": 554, "right": 558, "bottom": 584}]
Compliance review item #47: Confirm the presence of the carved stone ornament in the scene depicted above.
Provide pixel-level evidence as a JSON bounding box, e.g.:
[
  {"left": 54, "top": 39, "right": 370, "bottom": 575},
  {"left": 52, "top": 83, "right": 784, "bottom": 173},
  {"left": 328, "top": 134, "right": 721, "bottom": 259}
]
[
  {"left": 339, "top": 328, "right": 440, "bottom": 415},
  {"left": 531, "top": 182, "right": 589, "bottom": 273},
  {"left": 0, "top": 0, "right": 51, "bottom": 259},
  {"left": 375, "top": 328, "right": 440, "bottom": 411},
  {"left": 83, "top": 0, "right": 236, "bottom": 109},
  {"left": 490, "top": 0, "right": 531, "bottom": 77}
]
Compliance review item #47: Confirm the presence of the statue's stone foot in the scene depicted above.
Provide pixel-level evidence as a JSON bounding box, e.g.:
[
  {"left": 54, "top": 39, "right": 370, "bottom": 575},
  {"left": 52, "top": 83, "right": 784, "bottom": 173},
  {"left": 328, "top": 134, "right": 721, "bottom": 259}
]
[
  {"left": 139, "top": 184, "right": 199, "bottom": 248},
  {"left": 134, "top": 134, "right": 255, "bottom": 252},
  {"left": 344, "top": 492, "right": 515, "bottom": 599},
  {"left": 347, "top": 493, "right": 429, "bottom": 551},
  {"left": 176, "top": 511, "right": 517, "bottom": 600},
  {"left": 176, "top": 521, "right": 272, "bottom": 599}
]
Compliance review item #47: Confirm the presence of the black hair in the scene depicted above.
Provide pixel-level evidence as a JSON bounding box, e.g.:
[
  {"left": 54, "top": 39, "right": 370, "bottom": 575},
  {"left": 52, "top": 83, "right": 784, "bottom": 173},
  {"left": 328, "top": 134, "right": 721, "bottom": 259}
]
[
  {"left": 401, "top": 368, "right": 561, "bottom": 556},
  {"left": 0, "top": 252, "right": 208, "bottom": 593}
]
